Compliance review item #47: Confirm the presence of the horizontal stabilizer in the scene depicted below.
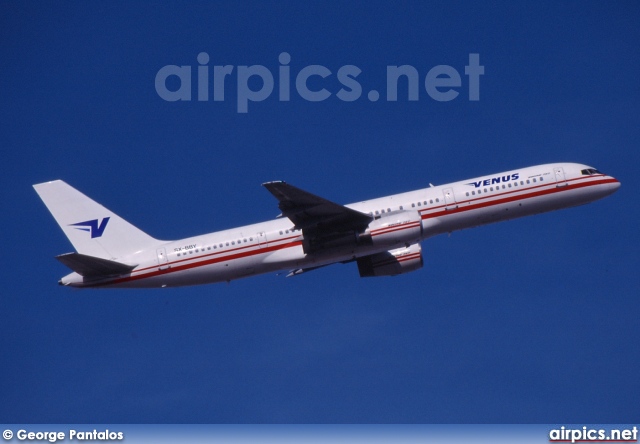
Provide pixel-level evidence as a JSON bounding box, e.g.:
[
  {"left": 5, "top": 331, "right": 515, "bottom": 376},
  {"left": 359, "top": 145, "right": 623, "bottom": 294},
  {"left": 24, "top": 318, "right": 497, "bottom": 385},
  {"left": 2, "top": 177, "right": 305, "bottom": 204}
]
[{"left": 56, "top": 252, "right": 137, "bottom": 277}]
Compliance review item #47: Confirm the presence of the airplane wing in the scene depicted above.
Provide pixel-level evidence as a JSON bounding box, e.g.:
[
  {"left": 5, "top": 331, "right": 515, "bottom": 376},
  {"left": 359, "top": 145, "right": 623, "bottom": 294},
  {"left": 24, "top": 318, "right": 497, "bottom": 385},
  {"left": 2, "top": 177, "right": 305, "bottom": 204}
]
[
  {"left": 285, "top": 264, "right": 328, "bottom": 277},
  {"left": 286, "top": 257, "right": 357, "bottom": 277},
  {"left": 262, "top": 181, "right": 373, "bottom": 232}
]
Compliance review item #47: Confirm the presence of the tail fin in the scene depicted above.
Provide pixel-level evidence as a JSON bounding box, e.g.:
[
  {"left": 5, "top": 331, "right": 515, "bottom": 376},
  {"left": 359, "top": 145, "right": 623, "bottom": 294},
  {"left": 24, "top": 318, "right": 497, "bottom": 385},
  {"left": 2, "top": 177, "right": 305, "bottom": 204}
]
[{"left": 33, "top": 180, "right": 162, "bottom": 260}]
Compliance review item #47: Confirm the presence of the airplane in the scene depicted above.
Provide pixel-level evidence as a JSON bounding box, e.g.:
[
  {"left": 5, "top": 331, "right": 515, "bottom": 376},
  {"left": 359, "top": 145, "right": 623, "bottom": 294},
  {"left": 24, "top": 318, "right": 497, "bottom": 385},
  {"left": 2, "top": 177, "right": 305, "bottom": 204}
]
[{"left": 33, "top": 162, "right": 620, "bottom": 289}]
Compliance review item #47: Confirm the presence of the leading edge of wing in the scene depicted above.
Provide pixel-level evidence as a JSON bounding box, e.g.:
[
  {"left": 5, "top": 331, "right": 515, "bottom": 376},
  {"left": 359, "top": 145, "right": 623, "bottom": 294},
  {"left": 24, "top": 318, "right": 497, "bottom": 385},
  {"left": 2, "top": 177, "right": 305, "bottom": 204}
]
[{"left": 262, "top": 181, "right": 372, "bottom": 232}]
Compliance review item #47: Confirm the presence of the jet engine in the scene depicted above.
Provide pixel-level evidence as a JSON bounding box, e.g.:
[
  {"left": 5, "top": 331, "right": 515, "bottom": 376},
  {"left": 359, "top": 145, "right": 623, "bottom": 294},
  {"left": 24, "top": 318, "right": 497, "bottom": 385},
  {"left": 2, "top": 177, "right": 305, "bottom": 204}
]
[{"left": 357, "top": 243, "right": 423, "bottom": 277}]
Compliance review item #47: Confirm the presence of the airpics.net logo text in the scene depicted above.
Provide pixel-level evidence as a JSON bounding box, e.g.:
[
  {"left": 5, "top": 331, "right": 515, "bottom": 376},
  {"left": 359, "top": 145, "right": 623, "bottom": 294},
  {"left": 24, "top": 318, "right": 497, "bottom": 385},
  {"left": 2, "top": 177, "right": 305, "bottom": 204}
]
[{"left": 154, "top": 52, "right": 484, "bottom": 113}]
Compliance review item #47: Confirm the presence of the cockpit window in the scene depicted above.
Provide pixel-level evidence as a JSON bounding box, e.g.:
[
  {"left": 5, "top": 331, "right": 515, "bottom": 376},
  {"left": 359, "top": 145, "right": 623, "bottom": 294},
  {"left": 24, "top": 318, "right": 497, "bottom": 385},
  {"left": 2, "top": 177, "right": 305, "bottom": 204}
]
[{"left": 581, "top": 168, "right": 603, "bottom": 176}]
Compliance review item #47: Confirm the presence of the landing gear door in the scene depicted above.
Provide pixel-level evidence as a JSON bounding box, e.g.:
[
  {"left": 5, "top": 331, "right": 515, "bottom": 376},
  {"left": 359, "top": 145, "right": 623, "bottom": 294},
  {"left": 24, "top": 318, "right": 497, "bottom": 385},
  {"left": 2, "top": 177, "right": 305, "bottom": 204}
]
[
  {"left": 554, "top": 167, "right": 568, "bottom": 187},
  {"left": 443, "top": 187, "right": 458, "bottom": 210}
]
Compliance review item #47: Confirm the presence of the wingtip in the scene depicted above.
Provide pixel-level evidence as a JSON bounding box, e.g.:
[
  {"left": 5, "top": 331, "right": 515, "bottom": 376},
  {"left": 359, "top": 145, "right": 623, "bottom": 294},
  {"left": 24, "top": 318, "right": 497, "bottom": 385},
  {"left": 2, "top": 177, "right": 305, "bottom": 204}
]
[
  {"left": 33, "top": 179, "right": 65, "bottom": 191},
  {"left": 262, "top": 180, "right": 286, "bottom": 187}
]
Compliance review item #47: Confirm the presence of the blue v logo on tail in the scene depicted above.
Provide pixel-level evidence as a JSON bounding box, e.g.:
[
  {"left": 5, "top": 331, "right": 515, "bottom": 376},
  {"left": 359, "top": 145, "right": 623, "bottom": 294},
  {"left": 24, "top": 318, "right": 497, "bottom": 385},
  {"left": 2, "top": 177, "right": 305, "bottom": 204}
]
[{"left": 70, "top": 217, "right": 110, "bottom": 238}]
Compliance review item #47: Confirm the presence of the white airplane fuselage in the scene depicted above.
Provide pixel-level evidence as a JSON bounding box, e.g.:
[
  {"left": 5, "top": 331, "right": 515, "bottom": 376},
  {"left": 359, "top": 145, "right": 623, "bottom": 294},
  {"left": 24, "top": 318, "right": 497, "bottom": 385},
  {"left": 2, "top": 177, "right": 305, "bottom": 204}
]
[{"left": 37, "top": 163, "right": 619, "bottom": 288}]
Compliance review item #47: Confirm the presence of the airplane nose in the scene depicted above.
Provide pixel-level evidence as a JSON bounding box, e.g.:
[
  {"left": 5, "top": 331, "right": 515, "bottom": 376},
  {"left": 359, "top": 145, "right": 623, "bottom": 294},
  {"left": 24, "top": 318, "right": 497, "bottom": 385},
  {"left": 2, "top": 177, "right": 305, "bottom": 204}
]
[
  {"left": 611, "top": 178, "right": 621, "bottom": 190},
  {"left": 607, "top": 177, "right": 621, "bottom": 194}
]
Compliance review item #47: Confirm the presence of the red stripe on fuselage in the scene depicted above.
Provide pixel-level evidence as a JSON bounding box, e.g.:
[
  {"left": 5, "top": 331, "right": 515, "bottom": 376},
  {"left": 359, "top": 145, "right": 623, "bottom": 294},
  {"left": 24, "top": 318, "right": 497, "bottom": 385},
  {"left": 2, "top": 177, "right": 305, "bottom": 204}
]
[
  {"left": 420, "top": 176, "right": 617, "bottom": 220},
  {"left": 133, "top": 234, "right": 301, "bottom": 274},
  {"left": 371, "top": 221, "right": 421, "bottom": 236},
  {"left": 92, "top": 238, "right": 303, "bottom": 287},
  {"left": 93, "top": 175, "right": 616, "bottom": 287}
]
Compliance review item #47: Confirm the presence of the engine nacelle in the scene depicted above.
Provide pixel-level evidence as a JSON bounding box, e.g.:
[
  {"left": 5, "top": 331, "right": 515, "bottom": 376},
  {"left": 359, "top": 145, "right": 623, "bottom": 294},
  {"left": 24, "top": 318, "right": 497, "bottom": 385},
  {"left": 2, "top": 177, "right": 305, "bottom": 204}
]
[
  {"left": 357, "top": 243, "right": 423, "bottom": 277},
  {"left": 358, "top": 210, "right": 423, "bottom": 247}
]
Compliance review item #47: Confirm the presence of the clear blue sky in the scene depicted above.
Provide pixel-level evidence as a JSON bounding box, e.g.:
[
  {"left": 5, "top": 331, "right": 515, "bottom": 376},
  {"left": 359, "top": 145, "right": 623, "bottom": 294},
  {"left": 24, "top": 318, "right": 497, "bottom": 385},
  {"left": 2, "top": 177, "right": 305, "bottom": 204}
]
[{"left": 1, "top": 1, "right": 638, "bottom": 423}]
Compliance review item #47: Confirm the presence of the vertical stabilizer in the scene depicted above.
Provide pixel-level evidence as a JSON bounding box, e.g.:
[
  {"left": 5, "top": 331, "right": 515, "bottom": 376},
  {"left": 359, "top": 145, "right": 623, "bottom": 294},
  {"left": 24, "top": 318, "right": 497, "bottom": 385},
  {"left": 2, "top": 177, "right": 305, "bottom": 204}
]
[{"left": 33, "top": 180, "right": 162, "bottom": 260}]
